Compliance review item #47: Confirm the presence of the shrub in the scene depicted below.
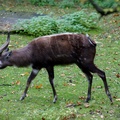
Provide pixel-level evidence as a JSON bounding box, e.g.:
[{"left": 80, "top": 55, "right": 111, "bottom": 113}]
[
  {"left": 15, "top": 16, "right": 58, "bottom": 36},
  {"left": 14, "top": 11, "right": 99, "bottom": 37},
  {"left": 57, "top": 11, "right": 98, "bottom": 33}
]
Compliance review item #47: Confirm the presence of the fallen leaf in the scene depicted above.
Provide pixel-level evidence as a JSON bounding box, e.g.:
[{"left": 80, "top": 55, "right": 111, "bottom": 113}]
[
  {"left": 63, "top": 83, "right": 68, "bottom": 86},
  {"left": 11, "top": 82, "right": 15, "bottom": 85},
  {"left": 68, "top": 83, "right": 76, "bottom": 86},
  {"left": 96, "top": 109, "right": 101, "bottom": 113},
  {"left": 116, "top": 98, "right": 120, "bottom": 101},
  {"left": 116, "top": 73, "right": 120, "bottom": 78},
  {"left": 63, "top": 83, "right": 76, "bottom": 86},
  {"left": 42, "top": 117, "right": 46, "bottom": 120},
  {"left": 77, "top": 101, "right": 81, "bottom": 106},
  {"left": 66, "top": 103, "right": 75, "bottom": 108},
  {"left": 113, "top": 96, "right": 117, "bottom": 98},
  {"left": 61, "top": 73, "right": 65, "bottom": 77},
  {"left": 11, "top": 91, "right": 15, "bottom": 94},
  {"left": 106, "top": 67, "right": 110, "bottom": 70},
  {"left": 109, "top": 110, "right": 114, "bottom": 114},
  {"left": 20, "top": 72, "right": 29, "bottom": 76},
  {"left": 35, "top": 84, "right": 43, "bottom": 89},
  {"left": 84, "top": 103, "right": 90, "bottom": 108},
  {"left": 79, "top": 96, "right": 86, "bottom": 100},
  {"left": 100, "top": 115, "right": 104, "bottom": 119},
  {"left": 113, "top": 13, "right": 119, "bottom": 17},
  {"left": 0, "top": 96, "right": 3, "bottom": 99},
  {"left": 62, "top": 113, "right": 76, "bottom": 120},
  {"left": 16, "top": 80, "right": 20, "bottom": 85},
  {"left": 97, "top": 86, "right": 102, "bottom": 89}
]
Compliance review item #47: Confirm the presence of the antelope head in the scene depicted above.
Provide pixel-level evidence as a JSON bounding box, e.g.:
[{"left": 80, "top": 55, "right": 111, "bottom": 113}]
[{"left": 0, "top": 32, "right": 12, "bottom": 69}]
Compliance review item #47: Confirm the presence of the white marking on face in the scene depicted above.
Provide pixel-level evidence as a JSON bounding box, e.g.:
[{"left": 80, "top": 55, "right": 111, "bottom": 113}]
[{"left": 33, "top": 69, "right": 39, "bottom": 75}]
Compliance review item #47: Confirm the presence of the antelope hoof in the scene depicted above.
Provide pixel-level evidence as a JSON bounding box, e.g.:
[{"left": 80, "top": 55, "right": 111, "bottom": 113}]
[
  {"left": 20, "top": 94, "right": 26, "bottom": 101},
  {"left": 85, "top": 98, "right": 91, "bottom": 103},
  {"left": 53, "top": 95, "right": 57, "bottom": 103}
]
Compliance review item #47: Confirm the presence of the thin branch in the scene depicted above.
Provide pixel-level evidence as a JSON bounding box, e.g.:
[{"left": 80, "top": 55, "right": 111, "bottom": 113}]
[{"left": 89, "top": 0, "right": 119, "bottom": 17}]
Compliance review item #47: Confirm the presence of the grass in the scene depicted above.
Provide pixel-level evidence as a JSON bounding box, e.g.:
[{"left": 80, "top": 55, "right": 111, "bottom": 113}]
[
  {"left": 0, "top": 3, "right": 120, "bottom": 120},
  {"left": 0, "top": 1, "right": 81, "bottom": 17}
]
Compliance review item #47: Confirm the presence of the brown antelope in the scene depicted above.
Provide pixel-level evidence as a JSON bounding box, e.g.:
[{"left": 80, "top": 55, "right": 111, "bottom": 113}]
[{"left": 0, "top": 32, "right": 112, "bottom": 103}]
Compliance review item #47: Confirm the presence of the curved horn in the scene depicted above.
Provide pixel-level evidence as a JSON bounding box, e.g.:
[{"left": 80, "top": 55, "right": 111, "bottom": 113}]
[{"left": 0, "top": 32, "right": 10, "bottom": 54}]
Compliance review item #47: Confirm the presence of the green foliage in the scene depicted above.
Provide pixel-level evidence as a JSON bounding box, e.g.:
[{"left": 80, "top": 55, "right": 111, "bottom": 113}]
[
  {"left": 86, "top": 0, "right": 118, "bottom": 8},
  {"left": 95, "top": 0, "right": 118, "bottom": 8},
  {"left": 28, "top": 0, "right": 56, "bottom": 6},
  {"left": 59, "top": 0, "right": 82, "bottom": 8},
  {"left": 59, "top": 0, "right": 75, "bottom": 8},
  {"left": 14, "top": 11, "right": 99, "bottom": 37},
  {"left": 27, "top": 0, "right": 119, "bottom": 8},
  {"left": 57, "top": 11, "right": 98, "bottom": 33},
  {"left": 1, "top": 0, "right": 119, "bottom": 9},
  {"left": 15, "top": 16, "right": 58, "bottom": 36},
  {"left": 28, "top": 0, "right": 81, "bottom": 7}
]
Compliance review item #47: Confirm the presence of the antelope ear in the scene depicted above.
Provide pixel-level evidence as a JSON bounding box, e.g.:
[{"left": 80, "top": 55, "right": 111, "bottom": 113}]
[
  {"left": 0, "top": 48, "right": 10, "bottom": 56},
  {"left": 0, "top": 32, "right": 10, "bottom": 54},
  {"left": 5, "top": 51, "right": 12, "bottom": 59}
]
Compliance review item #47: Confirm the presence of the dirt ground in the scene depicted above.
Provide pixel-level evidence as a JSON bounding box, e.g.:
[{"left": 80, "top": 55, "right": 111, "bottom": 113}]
[{"left": 0, "top": 10, "right": 41, "bottom": 32}]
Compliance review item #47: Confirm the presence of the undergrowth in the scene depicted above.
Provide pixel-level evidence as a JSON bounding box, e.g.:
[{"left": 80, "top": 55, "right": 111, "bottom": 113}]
[{"left": 14, "top": 10, "right": 99, "bottom": 37}]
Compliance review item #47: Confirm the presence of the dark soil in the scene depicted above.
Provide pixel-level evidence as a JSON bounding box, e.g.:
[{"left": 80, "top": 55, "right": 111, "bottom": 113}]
[{"left": 0, "top": 10, "right": 43, "bottom": 33}]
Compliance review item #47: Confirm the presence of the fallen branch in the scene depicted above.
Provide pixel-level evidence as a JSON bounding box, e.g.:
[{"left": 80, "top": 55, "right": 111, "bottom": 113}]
[{"left": 89, "top": 0, "right": 120, "bottom": 18}]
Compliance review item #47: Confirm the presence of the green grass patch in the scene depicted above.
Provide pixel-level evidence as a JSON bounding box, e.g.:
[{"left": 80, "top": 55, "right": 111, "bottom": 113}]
[{"left": 0, "top": 5, "right": 120, "bottom": 120}]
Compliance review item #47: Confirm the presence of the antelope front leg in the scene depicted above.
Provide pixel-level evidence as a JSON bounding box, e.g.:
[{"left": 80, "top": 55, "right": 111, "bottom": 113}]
[{"left": 20, "top": 68, "right": 40, "bottom": 100}]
